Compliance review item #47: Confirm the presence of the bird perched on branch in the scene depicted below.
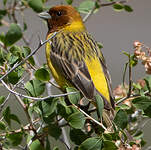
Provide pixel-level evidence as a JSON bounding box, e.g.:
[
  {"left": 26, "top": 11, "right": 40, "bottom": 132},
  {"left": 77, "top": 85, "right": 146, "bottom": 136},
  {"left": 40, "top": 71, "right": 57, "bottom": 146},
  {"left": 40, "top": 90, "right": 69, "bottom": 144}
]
[{"left": 39, "top": 5, "right": 114, "bottom": 125}]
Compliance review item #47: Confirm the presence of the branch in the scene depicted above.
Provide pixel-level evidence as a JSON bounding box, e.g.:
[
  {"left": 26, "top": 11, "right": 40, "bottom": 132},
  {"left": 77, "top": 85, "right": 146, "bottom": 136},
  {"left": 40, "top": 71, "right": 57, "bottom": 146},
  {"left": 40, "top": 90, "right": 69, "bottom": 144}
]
[
  {"left": 72, "top": 104, "right": 107, "bottom": 131},
  {"left": 101, "top": 0, "right": 127, "bottom": 7},
  {"left": 83, "top": 0, "right": 127, "bottom": 22},
  {"left": 122, "top": 62, "right": 128, "bottom": 88},
  {"left": 127, "top": 56, "right": 132, "bottom": 97},
  {"left": 59, "top": 138, "right": 71, "bottom": 150},
  {"left": 1, "top": 80, "right": 78, "bottom": 100},
  {"left": 0, "top": 32, "right": 57, "bottom": 82},
  {"left": 116, "top": 90, "right": 149, "bottom": 105},
  {"left": 26, "top": 121, "right": 44, "bottom": 149},
  {"left": 0, "top": 75, "right": 27, "bottom": 113},
  {"left": 58, "top": 116, "right": 71, "bottom": 150},
  {"left": 0, "top": 118, "right": 40, "bottom": 137},
  {"left": 83, "top": 6, "right": 97, "bottom": 22}
]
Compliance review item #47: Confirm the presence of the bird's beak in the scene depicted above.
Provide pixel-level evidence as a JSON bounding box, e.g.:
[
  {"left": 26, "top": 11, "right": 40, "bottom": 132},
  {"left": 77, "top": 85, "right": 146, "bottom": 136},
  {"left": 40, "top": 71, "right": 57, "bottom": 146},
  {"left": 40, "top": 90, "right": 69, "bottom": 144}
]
[{"left": 38, "top": 12, "right": 51, "bottom": 20}]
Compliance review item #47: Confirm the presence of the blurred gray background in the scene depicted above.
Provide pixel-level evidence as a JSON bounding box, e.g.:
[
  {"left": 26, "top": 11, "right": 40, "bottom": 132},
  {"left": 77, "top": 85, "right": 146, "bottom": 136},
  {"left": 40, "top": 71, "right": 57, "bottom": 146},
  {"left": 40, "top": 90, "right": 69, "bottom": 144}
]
[{"left": 1, "top": 0, "right": 151, "bottom": 149}]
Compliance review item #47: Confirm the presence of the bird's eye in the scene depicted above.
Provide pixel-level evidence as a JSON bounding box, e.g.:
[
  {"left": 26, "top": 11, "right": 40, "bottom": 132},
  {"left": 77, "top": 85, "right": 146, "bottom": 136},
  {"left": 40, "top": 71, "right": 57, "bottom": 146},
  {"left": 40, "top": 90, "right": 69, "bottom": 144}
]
[{"left": 56, "top": 11, "right": 62, "bottom": 16}]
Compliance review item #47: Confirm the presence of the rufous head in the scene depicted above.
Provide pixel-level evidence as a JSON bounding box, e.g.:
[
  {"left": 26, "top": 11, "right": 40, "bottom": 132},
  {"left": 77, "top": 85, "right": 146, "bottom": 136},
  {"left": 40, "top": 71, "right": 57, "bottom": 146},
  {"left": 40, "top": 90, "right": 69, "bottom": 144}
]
[{"left": 39, "top": 5, "right": 85, "bottom": 32}]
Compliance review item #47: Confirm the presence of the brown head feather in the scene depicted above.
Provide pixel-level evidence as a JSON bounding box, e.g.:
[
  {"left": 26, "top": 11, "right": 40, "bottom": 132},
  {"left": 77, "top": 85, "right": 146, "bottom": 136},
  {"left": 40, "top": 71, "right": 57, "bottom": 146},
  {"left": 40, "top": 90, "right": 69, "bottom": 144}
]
[{"left": 46, "top": 5, "right": 85, "bottom": 33}]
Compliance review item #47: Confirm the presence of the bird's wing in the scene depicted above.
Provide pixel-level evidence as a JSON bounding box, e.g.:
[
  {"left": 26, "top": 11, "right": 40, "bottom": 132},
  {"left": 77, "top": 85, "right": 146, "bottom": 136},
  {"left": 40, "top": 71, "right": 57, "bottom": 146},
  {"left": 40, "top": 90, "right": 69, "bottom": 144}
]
[
  {"left": 50, "top": 51, "right": 95, "bottom": 99},
  {"left": 98, "top": 55, "right": 115, "bottom": 109}
]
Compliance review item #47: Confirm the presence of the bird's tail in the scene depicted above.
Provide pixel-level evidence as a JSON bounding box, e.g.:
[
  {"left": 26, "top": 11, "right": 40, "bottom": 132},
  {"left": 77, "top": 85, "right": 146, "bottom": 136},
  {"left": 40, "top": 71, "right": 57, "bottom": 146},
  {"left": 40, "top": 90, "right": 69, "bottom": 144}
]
[
  {"left": 102, "top": 109, "right": 115, "bottom": 132},
  {"left": 94, "top": 93, "right": 115, "bottom": 131}
]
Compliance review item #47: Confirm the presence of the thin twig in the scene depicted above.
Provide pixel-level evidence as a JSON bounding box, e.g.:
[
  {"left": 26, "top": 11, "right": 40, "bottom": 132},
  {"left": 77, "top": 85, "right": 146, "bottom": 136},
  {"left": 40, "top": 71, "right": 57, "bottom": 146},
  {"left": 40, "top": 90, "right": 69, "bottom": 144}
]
[
  {"left": 83, "top": 0, "right": 127, "bottom": 22},
  {"left": 0, "top": 75, "right": 27, "bottom": 113},
  {"left": 72, "top": 104, "right": 107, "bottom": 130},
  {"left": 133, "top": 118, "right": 150, "bottom": 137},
  {"left": 122, "top": 62, "right": 128, "bottom": 88},
  {"left": 0, "top": 32, "right": 57, "bottom": 82},
  {"left": 48, "top": 79, "right": 61, "bottom": 89},
  {"left": 127, "top": 56, "right": 132, "bottom": 98},
  {"left": 0, "top": 118, "right": 40, "bottom": 137},
  {"left": 59, "top": 138, "right": 71, "bottom": 150},
  {"left": 101, "top": 0, "right": 127, "bottom": 7},
  {"left": 83, "top": 7, "right": 96, "bottom": 22},
  {"left": 58, "top": 116, "right": 71, "bottom": 150},
  {"left": 11, "top": 0, "right": 18, "bottom": 23},
  {"left": 1, "top": 80, "right": 78, "bottom": 100},
  {"left": 27, "top": 121, "right": 44, "bottom": 149},
  {"left": 116, "top": 90, "right": 149, "bottom": 105},
  {"left": 22, "top": 36, "right": 30, "bottom": 46},
  {"left": 1, "top": 19, "right": 10, "bottom": 27}
]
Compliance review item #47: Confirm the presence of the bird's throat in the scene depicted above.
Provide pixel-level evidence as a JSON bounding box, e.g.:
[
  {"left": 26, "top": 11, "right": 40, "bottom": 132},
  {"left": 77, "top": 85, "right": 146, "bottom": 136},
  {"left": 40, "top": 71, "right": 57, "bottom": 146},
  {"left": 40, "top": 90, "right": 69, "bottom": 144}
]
[{"left": 63, "top": 21, "right": 86, "bottom": 32}]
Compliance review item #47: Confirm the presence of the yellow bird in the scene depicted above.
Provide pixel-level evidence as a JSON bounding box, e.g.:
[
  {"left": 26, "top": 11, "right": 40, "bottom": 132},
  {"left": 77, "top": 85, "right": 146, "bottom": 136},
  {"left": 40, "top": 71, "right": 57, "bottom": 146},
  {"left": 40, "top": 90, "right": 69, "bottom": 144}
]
[{"left": 39, "top": 5, "right": 114, "bottom": 111}]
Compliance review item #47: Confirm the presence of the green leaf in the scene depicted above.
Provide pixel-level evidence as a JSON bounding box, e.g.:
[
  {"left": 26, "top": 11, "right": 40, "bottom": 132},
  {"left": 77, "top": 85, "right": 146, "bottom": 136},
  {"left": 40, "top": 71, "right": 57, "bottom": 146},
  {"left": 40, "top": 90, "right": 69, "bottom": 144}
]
[
  {"left": 40, "top": 98, "right": 58, "bottom": 117},
  {"left": 102, "top": 140, "right": 118, "bottom": 150},
  {"left": 28, "top": 0, "right": 44, "bottom": 13},
  {"left": 0, "top": 9, "right": 7, "bottom": 20},
  {"left": 102, "top": 133, "right": 112, "bottom": 141},
  {"left": 0, "top": 96, "right": 5, "bottom": 105},
  {"left": 67, "top": 112, "right": 85, "bottom": 129},
  {"left": 3, "top": 106, "right": 11, "bottom": 126},
  {"left": 35, "top": 68, "right": 50, "bottom": 81},
  {"left": 0, "top": 121, "right": 6, "bottom": 130},
  {"left": 132, "top": 96, "right": 151, "bottom": 110},
  {"left": 114, "top": 109, "right": 128, "bottom": 130},
  {"left": 22, "top": 46, "right": 35, "bottom": 66},
  {"left": 133, "top": 130, "right": 143, "bottom": 140},
  {"left": 7, "top": 54, "right": 19, "bottom": 65},
  {"left": 3, "top": 0, "right": 7, "bottom": 6},
  {"left": 5, "top": 23, "right": 22, "bottom": 47},
  {"left": 113, "top": 3, "right": 124, "bottom": 12},
  {"left": 144, "top": 76, "right": 151, "bottom": 91},
  {"left": 70, "top": 129, "right": 88, "bottom": 145},
  {"left": 33, "top": 105, "right": 42, "bottom": 115},
  {"left": 43, "top": 112, "right": 56, "bottom": 124},
  {"left": 10, "top": 114, "right": 21, "bottom": 124},
  {"left": 48, "top": 123, "right": 62, "bottom": 140},
  {"left": 78, "top": 0, "right": 95, "bottom": 14},
  {"left": 10, "top": 45, "right": 22, "bottom": 57},
  {"left": 65, "top": 0, "right": 73, "bottom": 5},
  {"left": 122, "top": 51, "right": 130, "bottom": 57},
  {"left": 57, "top": 103, "right": 73, "bottom": 119},
  {"left": 97, "top": 42, "right": 103, "bottom": 49},
  {"left": 8, "top": 71, "right": 20, "bottom": 84},
  {"left": 133, "top": 82, "right": 142, "bottom": 90},
  {"left": 95, "top": 94, "right": 104, "bottom": 118},
  {"left": 66, "top": 87, "right": 80, "bottom": 104},
  {"left": 0, "top": 48, "right": 6, "bottom": 65},
  {"left": 58, "top": 103, "right": 80, "bottom": 120},
  {"left": 23, "top": 22, "right": 27, "bottom": 31},
  {"left": 0, "top": 33, "right": 5, "bottom": 44},
  {"left": 118, "top": 104, "right": 130, "bottom": 110},
  {"left": 6, "top": 132, "right": 23, "bottom": 146},
  {"left": 79, "top": 137, "right": 102, "bottom": 150},
  {"left": 45, "top": 137, "right": 51, "bottom": 150},
  {"left": 124, "top": 5, "right": 133, "bottom": 12},
  {"left": 144, "top": 105, "right": 151, "bottom": 118},
  {"left": 130, "top": 55, "right": 138, "bottom": 67},
  {"left": 28, "top": 137, "right": 45, "bottom": 150},
  {"left": 25, "top": 79, "right": 45, "bottom": 97},
  {"left": 53, "top": 147, "right": 59, "bottom": 150}
]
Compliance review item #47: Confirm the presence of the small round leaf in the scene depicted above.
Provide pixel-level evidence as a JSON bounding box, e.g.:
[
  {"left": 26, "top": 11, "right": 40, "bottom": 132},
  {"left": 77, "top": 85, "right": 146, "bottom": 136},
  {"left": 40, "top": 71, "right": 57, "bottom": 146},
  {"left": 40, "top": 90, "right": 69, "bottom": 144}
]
[
  {"left": 5, "top": 23, "right": 22, "bottom": 47},
  {"left": 34, "top": 68, "right": 50, "bottom": 81}
]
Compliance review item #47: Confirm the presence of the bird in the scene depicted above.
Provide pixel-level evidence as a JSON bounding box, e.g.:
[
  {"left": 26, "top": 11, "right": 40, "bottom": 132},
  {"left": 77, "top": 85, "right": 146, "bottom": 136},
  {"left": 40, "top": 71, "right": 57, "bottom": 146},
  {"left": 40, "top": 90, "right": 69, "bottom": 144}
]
[{"left": 39, "top": 5, "right": 114, "bottom": 122}]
